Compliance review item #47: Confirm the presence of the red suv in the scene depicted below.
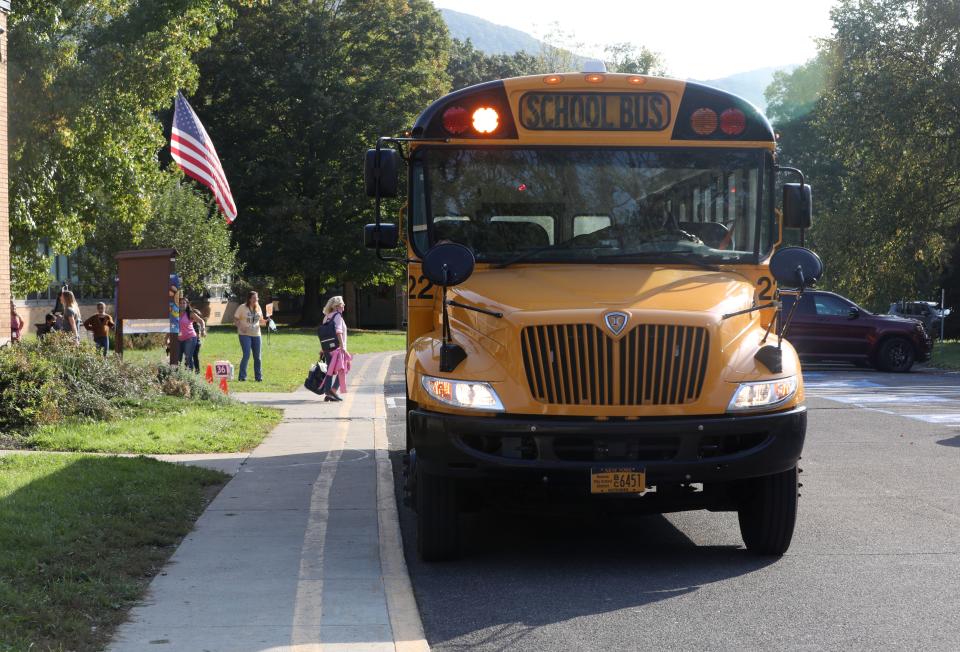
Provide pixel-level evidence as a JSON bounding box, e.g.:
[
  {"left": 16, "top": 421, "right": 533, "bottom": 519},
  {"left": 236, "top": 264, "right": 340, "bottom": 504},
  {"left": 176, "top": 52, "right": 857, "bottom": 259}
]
[{"left": 781, "top": 291, "right": 932, "bottom": 372}]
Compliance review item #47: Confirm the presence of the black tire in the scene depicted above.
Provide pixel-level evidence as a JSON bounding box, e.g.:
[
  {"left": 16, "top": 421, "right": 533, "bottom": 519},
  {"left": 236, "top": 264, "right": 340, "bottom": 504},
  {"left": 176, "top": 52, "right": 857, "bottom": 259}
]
[
  {"left": 737, "top": 466, "right": 798, "bottom": 555},
  {"left": 416, "top": 465, "right": 460, "bottom": 561},
  {"left": 877, "top": 337, "right": 915, "bottom": 372}
]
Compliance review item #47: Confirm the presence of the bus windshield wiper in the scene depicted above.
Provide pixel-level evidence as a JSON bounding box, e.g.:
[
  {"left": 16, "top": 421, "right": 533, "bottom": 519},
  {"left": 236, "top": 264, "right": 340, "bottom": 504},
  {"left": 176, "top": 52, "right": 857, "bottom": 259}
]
[
  {"left": 494, "top": 235, "right": 583, "bottom": 269},
  {"left": 596, "top": 250, "right": 722, "bottom": 271}
]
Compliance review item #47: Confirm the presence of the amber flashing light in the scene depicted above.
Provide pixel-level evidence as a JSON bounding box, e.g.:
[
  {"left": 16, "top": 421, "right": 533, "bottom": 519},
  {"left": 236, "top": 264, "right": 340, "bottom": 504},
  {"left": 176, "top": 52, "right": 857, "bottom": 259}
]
[
  {"left": 585, "top": 73, "right": 604, "bottom": 83},
  {"left": 543, "top": 75, "right": 563, "bottom": 85},
  {"left": 627, "top": 76, "right": 646, "bottom": 85},
  {"left": 472, "top": 107, "right": 499, "bottom": 134},
  {"left": 690, "top": 108, "right": 718, "bottom": 136}
]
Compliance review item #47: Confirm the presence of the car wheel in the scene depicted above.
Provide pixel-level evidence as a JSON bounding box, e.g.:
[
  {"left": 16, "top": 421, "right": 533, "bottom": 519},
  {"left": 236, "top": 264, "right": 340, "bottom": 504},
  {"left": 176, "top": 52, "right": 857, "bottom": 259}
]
[
  {"left": 416, "top": 465, "right": 460, "bottom": 561},
  {"left": 877, "top": 337, "right": 915, "bottom": 372},
  {"left": 737, "top": 466, "right": 798, "bottom": 556}
]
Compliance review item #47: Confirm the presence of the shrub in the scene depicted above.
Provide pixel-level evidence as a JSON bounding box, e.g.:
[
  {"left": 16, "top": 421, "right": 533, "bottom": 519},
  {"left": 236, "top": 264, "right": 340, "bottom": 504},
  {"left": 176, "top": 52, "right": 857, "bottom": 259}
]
[
  {"left": 0, "top": 346, "right": 60, "bottom": 434},
  {"left": 27, "top": 332, "right": 160, "bottom": 420}
]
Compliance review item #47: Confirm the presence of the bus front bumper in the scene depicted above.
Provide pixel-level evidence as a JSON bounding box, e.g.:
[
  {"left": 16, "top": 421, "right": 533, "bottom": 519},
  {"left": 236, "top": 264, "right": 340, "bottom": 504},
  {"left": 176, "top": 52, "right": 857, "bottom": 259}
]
[{"left": 409, "top": 406, "right": 806, "bottom": 485}]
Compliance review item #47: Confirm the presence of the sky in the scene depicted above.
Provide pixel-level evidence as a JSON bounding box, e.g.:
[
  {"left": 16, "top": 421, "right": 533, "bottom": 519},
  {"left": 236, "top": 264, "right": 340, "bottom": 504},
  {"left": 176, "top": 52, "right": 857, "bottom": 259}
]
[{"left": 433, "top": 0, "right": 838, "bottom": 79}]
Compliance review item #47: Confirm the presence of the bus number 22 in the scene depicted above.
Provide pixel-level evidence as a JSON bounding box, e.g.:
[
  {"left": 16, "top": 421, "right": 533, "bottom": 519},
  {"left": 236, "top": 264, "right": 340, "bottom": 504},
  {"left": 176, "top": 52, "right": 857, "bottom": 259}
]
[
  {"left": 408, "top": 275, "right": 434, "bottom": 300},
  {"left": 756, "top": 276, "right": 773, "bottom": 301}
]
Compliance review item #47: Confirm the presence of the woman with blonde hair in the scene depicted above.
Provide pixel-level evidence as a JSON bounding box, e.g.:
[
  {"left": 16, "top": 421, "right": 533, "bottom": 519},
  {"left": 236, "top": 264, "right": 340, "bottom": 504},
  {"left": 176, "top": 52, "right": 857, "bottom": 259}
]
[
  {"left": 318, "top": 295, "right": 351, "bottom": 401},
  {"left": 59, "top": 289, "right": 82, "bottom": 343}
]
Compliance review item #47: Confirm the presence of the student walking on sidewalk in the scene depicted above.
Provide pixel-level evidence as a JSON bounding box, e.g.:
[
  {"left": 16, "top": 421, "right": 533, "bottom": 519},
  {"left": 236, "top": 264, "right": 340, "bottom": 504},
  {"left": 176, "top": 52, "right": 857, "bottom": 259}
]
[
  {"left": 318, "top": 296, "right": 351, "bottom": 401},
  {"left": 234, "top": 290, "right": 268, "bottom": 382}
]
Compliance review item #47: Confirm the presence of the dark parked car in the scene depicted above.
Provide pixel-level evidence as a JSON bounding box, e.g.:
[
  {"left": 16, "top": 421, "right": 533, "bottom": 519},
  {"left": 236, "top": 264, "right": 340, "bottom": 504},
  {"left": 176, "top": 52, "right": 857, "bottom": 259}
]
[
  {"left": 781, "top": 291, "right": 932, "bottom": 372},
  {"left": 888, "top": 300, "right": 951, "bottom": 337}
]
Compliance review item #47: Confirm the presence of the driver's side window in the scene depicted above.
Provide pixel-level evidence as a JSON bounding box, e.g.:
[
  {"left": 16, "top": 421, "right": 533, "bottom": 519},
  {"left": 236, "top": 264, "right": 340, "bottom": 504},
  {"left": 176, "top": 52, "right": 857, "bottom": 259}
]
[{"left": 814, "top": 295, "right": 852, "bottom": 317}]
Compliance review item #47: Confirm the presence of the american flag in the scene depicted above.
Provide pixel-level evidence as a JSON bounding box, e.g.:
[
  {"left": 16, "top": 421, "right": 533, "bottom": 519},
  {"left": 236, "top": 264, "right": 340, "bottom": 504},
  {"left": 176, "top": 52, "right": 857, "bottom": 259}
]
[{"left": 170, "top": 92, "right": 237, "bottom": 223}]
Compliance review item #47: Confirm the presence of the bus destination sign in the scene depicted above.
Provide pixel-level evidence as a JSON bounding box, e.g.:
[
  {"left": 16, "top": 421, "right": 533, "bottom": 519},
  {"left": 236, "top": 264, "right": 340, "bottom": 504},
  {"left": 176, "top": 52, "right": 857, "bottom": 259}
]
[{"left": 520, "top": 92, "right": 671, "bottom": 131}]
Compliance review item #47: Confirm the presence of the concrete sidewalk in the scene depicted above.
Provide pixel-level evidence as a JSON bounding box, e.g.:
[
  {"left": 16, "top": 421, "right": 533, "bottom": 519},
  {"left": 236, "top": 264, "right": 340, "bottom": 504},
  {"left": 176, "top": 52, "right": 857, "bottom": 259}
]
[{"left": 109, "top": 352, "right": 427, "bottom": 652}]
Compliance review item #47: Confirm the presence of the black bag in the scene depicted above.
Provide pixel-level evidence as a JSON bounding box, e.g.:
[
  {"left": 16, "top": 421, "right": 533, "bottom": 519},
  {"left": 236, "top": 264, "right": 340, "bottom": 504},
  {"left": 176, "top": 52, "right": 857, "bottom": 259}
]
[
  {"left": 317, "top": 317, "right": 339, "bottom": 353},
  {"left": 303, "top": 362, "right": 328, "bottom": 395}
]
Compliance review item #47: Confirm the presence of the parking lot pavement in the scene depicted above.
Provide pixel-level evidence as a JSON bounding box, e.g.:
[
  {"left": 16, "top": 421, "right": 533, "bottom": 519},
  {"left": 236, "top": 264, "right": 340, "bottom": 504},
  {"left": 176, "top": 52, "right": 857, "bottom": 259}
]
[
  {"left": 385, "top": 359, "right": 960, "bottom": 652},
  {"left": 805, "top": 364, "right": 960, "bottom": 438}
]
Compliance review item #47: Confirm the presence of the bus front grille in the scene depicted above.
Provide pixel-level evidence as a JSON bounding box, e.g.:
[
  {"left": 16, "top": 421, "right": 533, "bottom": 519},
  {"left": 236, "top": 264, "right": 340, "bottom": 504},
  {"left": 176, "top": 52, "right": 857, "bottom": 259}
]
[{"left": 520, "top": 324, "right": 710, "bottom": 406}]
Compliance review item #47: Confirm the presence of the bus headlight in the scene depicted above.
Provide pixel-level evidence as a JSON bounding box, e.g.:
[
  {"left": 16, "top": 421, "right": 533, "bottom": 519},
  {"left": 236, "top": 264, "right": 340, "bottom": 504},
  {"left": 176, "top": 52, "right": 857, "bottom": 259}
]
[
  {"left": 422, "top": 376, "right": 505, "bottom": 411},
  {"left": 727, "top": 376, "right": 798, "bottom": 412}
]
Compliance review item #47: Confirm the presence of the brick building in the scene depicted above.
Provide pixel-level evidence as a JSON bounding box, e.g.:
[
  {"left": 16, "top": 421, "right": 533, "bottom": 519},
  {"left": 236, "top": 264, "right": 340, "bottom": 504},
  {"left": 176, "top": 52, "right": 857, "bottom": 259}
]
[{"left": 0, "top": 2, "right": 10, "bottom": 345}]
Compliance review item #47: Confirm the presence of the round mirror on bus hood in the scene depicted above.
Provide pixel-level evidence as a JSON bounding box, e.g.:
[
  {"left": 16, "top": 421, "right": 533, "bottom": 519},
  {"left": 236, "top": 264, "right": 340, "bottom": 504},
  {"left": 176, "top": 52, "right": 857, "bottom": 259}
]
[
  {"left": 769, "top": 246, "right": 824, "bottom": 290},
  {"left": 422, "top": 242, "right": 476, "bottom": 287}
]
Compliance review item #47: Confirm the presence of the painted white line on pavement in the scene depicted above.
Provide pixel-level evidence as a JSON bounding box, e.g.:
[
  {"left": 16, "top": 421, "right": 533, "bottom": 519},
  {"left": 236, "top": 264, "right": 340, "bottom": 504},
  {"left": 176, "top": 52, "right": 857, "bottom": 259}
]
[
  {"left": 290, "top": 355, "right": 376, "bottom": 651},
  {"left": 386, "top": 396, "right": 406, "bottom": 409},
  {"left": 376, "top": 356, "right": 430, "bottom": 652},
  {"left": 820, "top": 394, "right": 952, "bottom": 404}
]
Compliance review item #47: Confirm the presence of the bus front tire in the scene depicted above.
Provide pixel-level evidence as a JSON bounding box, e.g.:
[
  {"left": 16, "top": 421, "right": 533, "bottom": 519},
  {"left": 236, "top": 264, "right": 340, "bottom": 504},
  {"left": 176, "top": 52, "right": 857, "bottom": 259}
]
[
  {"left": 737, "top": 466, "right": 798, "bottom": 556},
  {"left": 416, "top": 466, "right": 460, "bottom": 562}
]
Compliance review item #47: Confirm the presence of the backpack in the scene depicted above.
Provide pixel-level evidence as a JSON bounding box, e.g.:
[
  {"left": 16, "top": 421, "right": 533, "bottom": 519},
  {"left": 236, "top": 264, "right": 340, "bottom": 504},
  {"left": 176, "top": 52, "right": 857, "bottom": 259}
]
[
  {"left": 317, "top": 316, "right": 339, "bottom": 353},
  {"left": 303, "top": 361, "right": 328, "bottom": 395}
]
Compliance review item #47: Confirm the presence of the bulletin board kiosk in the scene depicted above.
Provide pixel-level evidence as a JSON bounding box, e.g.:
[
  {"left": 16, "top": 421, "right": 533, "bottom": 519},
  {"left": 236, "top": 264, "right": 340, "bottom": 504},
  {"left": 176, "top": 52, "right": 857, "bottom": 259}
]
[{"left": 115, "top": 248, "right": 180, "bottom": 363}]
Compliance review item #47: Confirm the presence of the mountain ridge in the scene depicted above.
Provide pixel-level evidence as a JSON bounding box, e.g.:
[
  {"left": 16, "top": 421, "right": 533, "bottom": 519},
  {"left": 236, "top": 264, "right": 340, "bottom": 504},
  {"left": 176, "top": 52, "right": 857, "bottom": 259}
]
[{"left": 440, "top": 8, "right": 796, "bottom": 112}]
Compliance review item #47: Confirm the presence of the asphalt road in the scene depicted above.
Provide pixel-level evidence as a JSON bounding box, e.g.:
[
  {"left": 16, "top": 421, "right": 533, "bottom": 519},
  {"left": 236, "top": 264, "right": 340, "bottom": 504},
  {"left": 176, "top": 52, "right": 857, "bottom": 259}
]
[{"left": 384, "top": 358, "right": 960, "bottom": 651}]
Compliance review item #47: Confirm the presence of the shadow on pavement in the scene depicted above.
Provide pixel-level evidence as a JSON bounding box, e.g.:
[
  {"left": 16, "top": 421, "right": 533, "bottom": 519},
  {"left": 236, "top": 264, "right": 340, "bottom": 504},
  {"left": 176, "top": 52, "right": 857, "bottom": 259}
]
[
  {"left": 388, "top": 451, "right": 777, "bottom": 650},
  {"left": 936, "top": 435, "right": 960, "bottom": 447}
]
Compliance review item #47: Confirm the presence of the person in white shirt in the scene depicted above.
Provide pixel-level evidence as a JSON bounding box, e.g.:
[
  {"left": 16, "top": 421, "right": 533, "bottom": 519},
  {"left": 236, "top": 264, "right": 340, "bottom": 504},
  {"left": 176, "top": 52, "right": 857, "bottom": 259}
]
[{"left": 233, "top": 290, "right": 268, "bottom": 382}]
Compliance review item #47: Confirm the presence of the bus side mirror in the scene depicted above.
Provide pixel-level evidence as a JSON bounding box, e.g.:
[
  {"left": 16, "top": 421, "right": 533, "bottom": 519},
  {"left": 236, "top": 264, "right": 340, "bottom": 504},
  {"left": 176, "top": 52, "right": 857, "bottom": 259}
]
[
  {"left": 365, "top": 148, "right": 400, "bottom": 198},
  {"left": 783, "top": 183, "right": 813, "bottom": 229},
  {"left": 364, "top": 223, "right": 399, "bottom": 249}
]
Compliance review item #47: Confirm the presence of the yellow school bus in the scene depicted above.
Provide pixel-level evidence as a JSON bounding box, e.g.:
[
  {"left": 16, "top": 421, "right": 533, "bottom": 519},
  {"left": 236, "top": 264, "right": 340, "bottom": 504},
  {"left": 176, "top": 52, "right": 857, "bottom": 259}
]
[{"left": 364, "top": 69, "right": 820, "bottom": 560}]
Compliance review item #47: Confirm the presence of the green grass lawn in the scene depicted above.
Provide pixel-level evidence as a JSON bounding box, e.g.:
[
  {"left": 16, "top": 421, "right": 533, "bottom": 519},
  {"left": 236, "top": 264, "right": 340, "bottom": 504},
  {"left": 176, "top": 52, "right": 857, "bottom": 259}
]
[
  {"left": 25, "top": 396, "right": 282, "bottom": 455},
  {"left": 123, "top": 326, "right": 405, "bottom": 392},
  {"left": 0, "top": 453, "right": 226, "bottom": 652},
  {"left": 929, "top": 340, "right": 960, "bottom": 371}
]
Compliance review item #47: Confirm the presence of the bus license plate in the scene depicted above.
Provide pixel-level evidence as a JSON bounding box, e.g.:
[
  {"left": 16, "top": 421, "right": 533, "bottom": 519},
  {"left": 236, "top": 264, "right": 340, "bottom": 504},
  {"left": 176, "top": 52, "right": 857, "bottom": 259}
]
[{"left": 590, "top": 468, "right": 646, "bottom": 494}]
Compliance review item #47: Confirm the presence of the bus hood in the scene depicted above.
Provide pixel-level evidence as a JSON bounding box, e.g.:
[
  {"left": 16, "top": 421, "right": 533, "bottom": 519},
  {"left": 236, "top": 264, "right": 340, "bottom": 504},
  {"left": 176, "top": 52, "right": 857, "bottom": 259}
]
[{"left": 450, "top": 265, "right": 756, "bottom": 317}]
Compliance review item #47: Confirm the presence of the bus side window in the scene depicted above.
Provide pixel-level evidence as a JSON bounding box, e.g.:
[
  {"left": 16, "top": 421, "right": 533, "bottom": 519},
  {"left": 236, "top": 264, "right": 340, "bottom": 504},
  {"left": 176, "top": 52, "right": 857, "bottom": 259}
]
[
  {"left": 490, "top": 215, "right": 555, "bottom": 245},
  {"left": 574, "top": 215, "right": 611, "bottom": 237}
]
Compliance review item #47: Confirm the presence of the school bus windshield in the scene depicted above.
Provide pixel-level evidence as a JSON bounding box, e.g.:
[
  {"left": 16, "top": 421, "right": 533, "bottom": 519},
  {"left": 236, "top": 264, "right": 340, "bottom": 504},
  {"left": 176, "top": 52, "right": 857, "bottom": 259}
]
[{"left": 411, "top": 147, "right": 774, "bottom": 265}]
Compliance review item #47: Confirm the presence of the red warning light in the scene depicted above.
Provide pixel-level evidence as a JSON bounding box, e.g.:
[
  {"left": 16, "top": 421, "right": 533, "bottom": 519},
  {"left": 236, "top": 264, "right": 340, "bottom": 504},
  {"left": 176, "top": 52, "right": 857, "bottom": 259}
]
[
  {"left": 442, "top": 106, "right": 471, "bottom": 135},
  {"left": 720, "top": 108, "right": 746, "bottom": 136},
  {"left": 517, "top": 183, "right": 527, "bottom": 192}
]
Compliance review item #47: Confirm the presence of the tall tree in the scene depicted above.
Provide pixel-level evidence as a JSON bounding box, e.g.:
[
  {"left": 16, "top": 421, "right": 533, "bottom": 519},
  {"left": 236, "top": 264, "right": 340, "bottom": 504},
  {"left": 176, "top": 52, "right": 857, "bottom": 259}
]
[
  {"left": 72, "top": 176, "right": 239, "bottom": 297},
  {"left": 764, "top": 52, "right": 846, "bottom": 249},
  {"left": 195, "top": 0, "right": 449, "bottom": 322},
  {"left": 7, "top": 1, "right": 238, "bottom": 294},
  {"left": 603, "top": 42, "right": 667, "bottom": 76},
  {"left": 811, "top": 0, "right": 960, "bottom": 308},
  {"left": 447, "top": 38, "right": 544, "bottom": 90}
]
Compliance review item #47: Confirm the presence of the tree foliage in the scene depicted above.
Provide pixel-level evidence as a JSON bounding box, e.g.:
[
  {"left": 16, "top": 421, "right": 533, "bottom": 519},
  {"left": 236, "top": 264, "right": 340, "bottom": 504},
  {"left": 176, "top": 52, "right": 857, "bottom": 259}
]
[
  {"left": 603, "top": 42, "right": 667, "bottom": 76},
  {"left": 7, "top": 1, "right": 239, "bottom": 295},
  {"left": 447, "top": 38, "right": 544, "bottom": 90},
  {"left": 194, "top": 0, "right": 449, "bottom": 322},
  {"left": 72, "top": 177, "right": 239, "bottom": 297},
  {"left": 766, "top": 0, "right": 960, "bottom": 311}
]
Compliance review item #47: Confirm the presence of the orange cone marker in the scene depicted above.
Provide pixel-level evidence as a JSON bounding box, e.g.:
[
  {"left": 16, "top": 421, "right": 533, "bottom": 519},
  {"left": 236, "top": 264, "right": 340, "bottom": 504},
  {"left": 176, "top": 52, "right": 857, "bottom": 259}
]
[
  {"left": 219, "top": 377, "right": 229, "bottom": 394},
  {"left": 205, "top": 364, "right": 214, "bottom": 383}
]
